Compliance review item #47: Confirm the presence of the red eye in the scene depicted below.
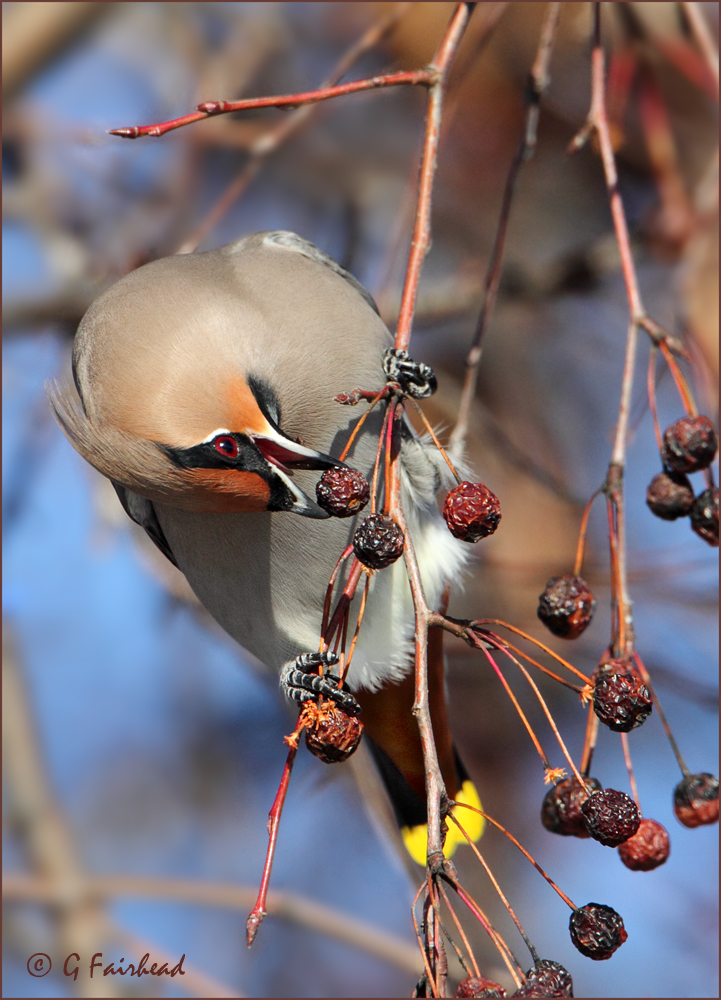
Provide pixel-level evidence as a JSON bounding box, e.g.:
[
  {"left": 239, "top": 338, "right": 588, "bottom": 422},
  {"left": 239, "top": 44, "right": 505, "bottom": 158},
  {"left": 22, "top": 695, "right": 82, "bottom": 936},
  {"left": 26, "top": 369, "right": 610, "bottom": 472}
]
[{"left": 214, "top": 435, "right": 239, "bottom": 459}]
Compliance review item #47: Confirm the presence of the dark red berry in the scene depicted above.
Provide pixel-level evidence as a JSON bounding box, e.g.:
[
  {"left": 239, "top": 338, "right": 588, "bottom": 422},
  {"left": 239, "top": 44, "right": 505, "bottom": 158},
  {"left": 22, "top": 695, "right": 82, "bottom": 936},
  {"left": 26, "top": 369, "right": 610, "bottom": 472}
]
[
  {"left": 645, "top": 470, "right": 694, "bottom": 520},
  {"left": 316, "top": 467, "right": 370, "bottom": 517},
  {"left": 673, "top": 772, "right": 719, "bottom": 828},
  {"left": 569, "top": 903, "right": 627, "bottom": 960},
  {"left": 618, "top": 818, "right": 670, "bottom": 870},
  {"left": 581, "top": 788, "right": 640, "bottom": 846},
  {"left": 690, "top": 487, "right": 719, "bottom": 547},
  {"left": 541, "top": 776, "right": 603, "bottom": 838},
  {"left": 352, "top": 514, "right": 404, "bottom": 569},
  {"left": 537, "top": 575, "right": 595, "bottom": 639},
  {"left": 304, "top": 703, "right": 364, "bottom": 764},
  {"left": 592, "top": 658, "right": 652, "bottom": 733},
  {"left": 511, "top": 960, "right": 573, "bottom": 997},
  {"left": 443, "top": 482, "right": 501, "bottom": 542},
  {"left": 456, "top": 976, "right": 506, "bottom": 998},
  {"left": 662, "top": 415, "right": 718, "bottom": 473}
]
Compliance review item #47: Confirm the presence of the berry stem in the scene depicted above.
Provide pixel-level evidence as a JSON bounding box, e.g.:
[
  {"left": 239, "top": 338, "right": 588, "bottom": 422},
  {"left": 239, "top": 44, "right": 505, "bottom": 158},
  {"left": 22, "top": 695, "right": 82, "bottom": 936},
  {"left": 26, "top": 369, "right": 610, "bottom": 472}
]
[
  {"left": 632, "top": 653, "right": 690, "bottom": 777},
  {"left": 486, "top": 636, "right": 589, "bottom": 789},
  {"left": 450, "top": 800, "right": 578, "bottom": 912},
  {"left": 573, "top": 487, "right": 602, "bottom": 578},
  {"left": 658, "top": 338, "right": 699, "bottom": 417},
  {"left": 408, "top": 397, "right": 463, "bottom": 485},
  {"left": 435, "top": 880, "right": 481, "bottom": 979},
  {"left": 340, "top": 572, "right": 371, "bottom": 682},
  {"left": 447, "top": 811, "right": 539, "bottom": 963},
  {"left": 451, "top": 881, "right": 524, "bottom": 987},
  {"left": 320, "top": 545, "right": 354, "bottom": 641},
  {"left": 647, "top": 344, "right": 664, "bottom": 453},
  {"left": 411, "top": 884, "right": 440, "bottom": 998},
  {"left": 620, "top": 732, "right": 641, "bottom": 811},
  {"left": 337, "top": 386, "right": 388, "bottom": 463},
  {"left": 468, "top": 618, "right": 593, "bottom": 685},
  {"left": 491, "top": 633, "right": 588, "bottom": 693},
  {"left": 474, "top": 639, "right": 554, "bottom": 772},
  {"left": 580, "top": 701, "right": 600, "bottom": 776}
]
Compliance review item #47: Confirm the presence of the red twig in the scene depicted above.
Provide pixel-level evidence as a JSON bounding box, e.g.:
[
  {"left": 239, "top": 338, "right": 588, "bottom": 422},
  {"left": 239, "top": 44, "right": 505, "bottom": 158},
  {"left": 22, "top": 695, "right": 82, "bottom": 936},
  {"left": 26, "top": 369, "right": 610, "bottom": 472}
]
[
  {"left": 246, "top": 721, "right": 303, "bottom": 946},
  {"left": 109, "top": 70, "right": 434, "bottom": 140},
  {"left": 393, "top": 2, "right": 474, "bottom": 352}
]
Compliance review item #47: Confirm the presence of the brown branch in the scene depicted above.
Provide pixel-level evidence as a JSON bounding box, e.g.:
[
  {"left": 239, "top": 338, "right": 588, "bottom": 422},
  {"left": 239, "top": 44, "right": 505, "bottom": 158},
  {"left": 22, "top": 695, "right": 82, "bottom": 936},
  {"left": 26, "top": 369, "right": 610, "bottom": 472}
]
[
  {"left": 450, "top": 1, "right": 561, "bottom": 454},
  {"left": 3, "top": 873, "right": 422, "bottom": 975},
  {"left": 681, "top": 1, "right": 720, "bottom": 94}
]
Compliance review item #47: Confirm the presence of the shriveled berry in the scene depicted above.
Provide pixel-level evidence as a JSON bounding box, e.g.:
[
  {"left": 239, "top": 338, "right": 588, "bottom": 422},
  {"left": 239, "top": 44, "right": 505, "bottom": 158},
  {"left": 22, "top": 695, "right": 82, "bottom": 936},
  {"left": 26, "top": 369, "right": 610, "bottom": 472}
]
[
  {"left": 456, "top": 976, "right": 506, "bottom": 998},
  {"left": 443, "top": 482, "right": 501, "bottom": 542},
  {"left": 618, "top": 818, "right": 670, "bottom": 870},
  {"left": 541, "top": 776, "right": 603, "bottom": 837},
  {"left": 316, "top": 467, "right": 370, "bottom": 517},
  {"left": 662, "top": 415, "right": 718, "bottom": 473},
  {"left": 646, "top": 470, "right": 694, "bottom": 520},
  {"left": 352, "top": 514, "right": 404, "bottom": 569},
  {"left": 305, "top": 703, "right": 364, "bottom": 763},
  {"left": 511, "top": 960, "right": 573, "bottom": 997},
  {"left": 592, "top": 659, "right": 652, "bottom": 733},
  {"left": 690, "top": 487, "right": 719, "bottom": 547},
  {"left": 581, "top": 788, "right": 640, "bottom": 846},
  {"left": 673, "top": 772, "right": 719, "bottom": 828},
  {"left": 569, "top": 903, "right": 627, "bottom": 960},
  {"left": 537, "top": 575, "right": 595, "bottom": 639}
]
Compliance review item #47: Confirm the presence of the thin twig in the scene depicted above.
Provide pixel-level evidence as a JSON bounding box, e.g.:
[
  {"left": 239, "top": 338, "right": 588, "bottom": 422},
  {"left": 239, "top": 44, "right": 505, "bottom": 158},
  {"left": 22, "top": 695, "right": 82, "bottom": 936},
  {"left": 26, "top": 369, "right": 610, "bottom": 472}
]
[{"left": 450, "top": 1, "right": 561, "bottom": 454}]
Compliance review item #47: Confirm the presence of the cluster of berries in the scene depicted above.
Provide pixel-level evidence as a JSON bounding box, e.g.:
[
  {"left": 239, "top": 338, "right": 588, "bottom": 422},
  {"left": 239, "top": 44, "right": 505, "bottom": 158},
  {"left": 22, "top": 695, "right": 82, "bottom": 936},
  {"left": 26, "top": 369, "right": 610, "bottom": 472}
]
[
  {"left": 646, "top": 415, "right": 718, "bottom": 546},
  {"left": 316, "top": 467, "right": 502, "bottom": 570},
  {"left": 455, "top": 959, "right": 573, "bottom": 997}
]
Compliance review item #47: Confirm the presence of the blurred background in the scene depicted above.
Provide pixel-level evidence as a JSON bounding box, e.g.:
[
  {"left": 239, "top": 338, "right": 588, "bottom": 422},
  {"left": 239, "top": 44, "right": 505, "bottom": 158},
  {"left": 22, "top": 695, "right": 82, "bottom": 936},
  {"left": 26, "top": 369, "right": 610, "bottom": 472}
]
[{"left": 2, "top": 2, "right": 718, "bottom": 997}]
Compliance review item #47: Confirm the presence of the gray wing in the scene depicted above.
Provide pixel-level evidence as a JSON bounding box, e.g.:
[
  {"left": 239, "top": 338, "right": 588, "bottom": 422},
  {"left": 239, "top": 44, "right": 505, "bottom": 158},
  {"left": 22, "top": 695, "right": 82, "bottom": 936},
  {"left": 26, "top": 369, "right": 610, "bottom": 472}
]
[{"left": 112, "top": 482, "right": 179, "bottom": 568}]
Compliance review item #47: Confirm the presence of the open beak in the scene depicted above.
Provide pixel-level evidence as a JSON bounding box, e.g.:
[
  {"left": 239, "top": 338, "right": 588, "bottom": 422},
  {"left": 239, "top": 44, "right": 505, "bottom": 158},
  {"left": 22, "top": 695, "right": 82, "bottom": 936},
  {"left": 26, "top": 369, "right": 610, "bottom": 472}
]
[
  {"left": 251, "top": 427, "right": 347, "bottom": 473},
  {"left": 251, "top": 426, "right": 346, "bottom": 519}
]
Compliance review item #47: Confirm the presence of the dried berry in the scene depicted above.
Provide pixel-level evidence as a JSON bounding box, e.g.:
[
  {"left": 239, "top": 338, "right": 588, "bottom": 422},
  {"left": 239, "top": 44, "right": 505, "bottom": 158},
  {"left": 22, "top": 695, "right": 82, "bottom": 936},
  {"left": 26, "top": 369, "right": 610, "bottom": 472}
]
[
  {"left": 618, "top": 818, "right": 670, "bottom": 871},
  {"left": 537, "top": 575, "right": 595, "bottom": 639},
  {"left": 645, "top": 470, "right": 694, "bottom": 520},
  {"left": 690, "top": 487, "right": 719, "bottom": 547},
  {"left": 316, "top": 467, "right": 370, "bottom": 518},
  {"left": 352, "top": 514, "right": 404, "bottom": 569},
  {"left": 581, "top": 788, "right": 640, "bottom": 847},
  {"left": 304, "top": 703, "right": 364, "bottom": 763},
  {"left": 592, "top": 659, "right": 652, "bottom": 733},
  {"left": 569, "top": 903, "right": 627, "bottom": 960},
  {"left": 662, "top": 415, "right": 718, "bottom": 473},
  {"left": 443, "top": 482, "right": 501, "bottom": 542},
  {"left": 456, "top": 976, "right": 506, "bottom": 998},
  {"left": 673, "top": 772, "right": 719, "bottom": 828},
  {"left": 511, "top": 960, "right": 573, "bottom": 997},
  {"left": 541, "top": 776, "right": 603, "bottom": 838}
]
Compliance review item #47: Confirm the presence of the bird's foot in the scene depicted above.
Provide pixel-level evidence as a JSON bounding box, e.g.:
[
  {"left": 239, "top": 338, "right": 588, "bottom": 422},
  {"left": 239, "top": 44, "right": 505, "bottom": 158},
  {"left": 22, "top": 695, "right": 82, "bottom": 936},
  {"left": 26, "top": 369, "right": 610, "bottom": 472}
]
[
  {"left": 383, "top": 348, "right": 437, "bottom": 399},
  {"left": 280, "top": 652, "right": 361, "bottom": 717}
]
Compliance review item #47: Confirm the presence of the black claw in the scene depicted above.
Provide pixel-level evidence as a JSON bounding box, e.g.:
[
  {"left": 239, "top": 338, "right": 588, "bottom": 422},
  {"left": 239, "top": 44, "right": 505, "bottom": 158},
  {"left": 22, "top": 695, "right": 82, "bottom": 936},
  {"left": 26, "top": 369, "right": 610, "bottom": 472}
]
[
  {"left": 281, "top": 653, "right": 361, "bottom": 717},
  {"left": 382, "top": 348, "right": 437, "bottom": 399}
]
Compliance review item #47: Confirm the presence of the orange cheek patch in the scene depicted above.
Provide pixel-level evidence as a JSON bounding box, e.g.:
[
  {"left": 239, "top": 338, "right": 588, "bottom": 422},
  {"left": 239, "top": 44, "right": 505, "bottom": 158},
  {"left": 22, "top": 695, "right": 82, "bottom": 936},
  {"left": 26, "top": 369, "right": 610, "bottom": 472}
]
[
  {"left": 180, "top": 468, "right": 271, "bottom": 512},
  {"left": 225, "top": 375, "right": 271, "bottom": 436}
]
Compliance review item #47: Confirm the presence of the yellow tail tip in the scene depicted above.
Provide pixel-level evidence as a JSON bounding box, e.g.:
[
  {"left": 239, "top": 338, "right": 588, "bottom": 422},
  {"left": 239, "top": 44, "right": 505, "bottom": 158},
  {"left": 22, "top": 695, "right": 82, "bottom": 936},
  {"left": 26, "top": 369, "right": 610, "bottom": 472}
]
[{"left": 401, "top": 781, "right": 485, "bottom": 865}]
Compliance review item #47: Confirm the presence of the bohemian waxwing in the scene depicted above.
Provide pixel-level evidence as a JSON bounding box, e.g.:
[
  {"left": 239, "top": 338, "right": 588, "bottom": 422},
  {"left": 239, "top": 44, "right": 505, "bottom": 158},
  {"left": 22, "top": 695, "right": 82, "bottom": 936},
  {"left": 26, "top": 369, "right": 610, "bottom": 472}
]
[{"left": 48, "top": 231, "right": 483, "bottom": 862}]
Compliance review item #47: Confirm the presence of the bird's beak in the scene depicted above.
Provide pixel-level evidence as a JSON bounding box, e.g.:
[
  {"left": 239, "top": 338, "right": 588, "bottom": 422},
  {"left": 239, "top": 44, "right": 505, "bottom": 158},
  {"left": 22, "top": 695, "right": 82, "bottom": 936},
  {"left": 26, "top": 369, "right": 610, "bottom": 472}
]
[{"left": 251, "top": 426, "right": 346, "bottom": 519}]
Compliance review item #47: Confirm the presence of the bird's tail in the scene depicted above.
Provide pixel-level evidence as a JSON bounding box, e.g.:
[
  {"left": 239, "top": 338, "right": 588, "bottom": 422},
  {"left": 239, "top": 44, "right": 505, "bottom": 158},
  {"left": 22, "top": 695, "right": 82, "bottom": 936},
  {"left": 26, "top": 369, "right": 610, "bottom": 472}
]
[{"left": 354, "top": 626, "right": 484, "bottom": 865}]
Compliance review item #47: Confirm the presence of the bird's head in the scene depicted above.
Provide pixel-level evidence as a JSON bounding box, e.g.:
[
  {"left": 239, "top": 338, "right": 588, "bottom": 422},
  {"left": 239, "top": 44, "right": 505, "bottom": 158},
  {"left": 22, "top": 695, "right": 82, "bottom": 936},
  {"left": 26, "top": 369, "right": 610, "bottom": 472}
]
[{"left": 48, "top": 245, "right": 369, "bottom": 518}]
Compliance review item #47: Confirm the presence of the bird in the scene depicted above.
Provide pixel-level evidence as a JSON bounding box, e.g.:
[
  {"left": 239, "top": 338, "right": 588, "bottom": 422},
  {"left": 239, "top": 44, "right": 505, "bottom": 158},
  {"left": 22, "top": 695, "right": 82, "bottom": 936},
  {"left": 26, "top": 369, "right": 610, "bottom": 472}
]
[{"left": 48, "top": 230, "right": 483, "bottom": 864}]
